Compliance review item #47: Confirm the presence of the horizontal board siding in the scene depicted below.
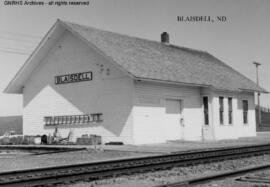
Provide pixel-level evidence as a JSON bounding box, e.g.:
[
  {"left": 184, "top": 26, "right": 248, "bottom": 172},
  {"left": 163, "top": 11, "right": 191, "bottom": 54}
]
[
  {"left": 23, "top": 31, "right": 134, "bottom": 144},
  {"left": 133, "top": 81, "right": 203, "bottom": 144},
  {"left": 212, "top": 91, "right": 256, "bottom": 140}
]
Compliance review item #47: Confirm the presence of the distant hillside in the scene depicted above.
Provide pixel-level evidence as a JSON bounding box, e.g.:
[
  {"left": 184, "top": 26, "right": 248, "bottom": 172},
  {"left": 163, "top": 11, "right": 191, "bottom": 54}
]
[{"left": 0, "top": 116, "right": 22, "bottom": 135}]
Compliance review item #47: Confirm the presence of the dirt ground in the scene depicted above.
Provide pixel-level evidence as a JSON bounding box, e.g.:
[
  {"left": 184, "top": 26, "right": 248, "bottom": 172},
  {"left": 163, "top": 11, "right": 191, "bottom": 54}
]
[
  {"left": 0, "top": 149, "right": 154, "bottom": 172},
  {"left": 1, "top": 132, "right": 270, "bottom": 172},
  {"left": 101, "top": 133, "right": 270, "bottom": 154},
  {"left": 197, "top": 168, "right": 270, "bottom": 187}
]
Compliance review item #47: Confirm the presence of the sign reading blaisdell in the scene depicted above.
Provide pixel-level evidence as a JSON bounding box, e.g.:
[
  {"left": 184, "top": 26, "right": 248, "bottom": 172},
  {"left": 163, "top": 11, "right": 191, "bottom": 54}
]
[{"left": 55, "top": 72, "right": 92, "bottom": 84}]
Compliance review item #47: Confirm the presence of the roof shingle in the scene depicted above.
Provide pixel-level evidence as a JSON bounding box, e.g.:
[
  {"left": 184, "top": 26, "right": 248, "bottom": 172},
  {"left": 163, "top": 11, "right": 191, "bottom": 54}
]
[{"left": 54, "top": 21, "right": 268, "bottom": 93}]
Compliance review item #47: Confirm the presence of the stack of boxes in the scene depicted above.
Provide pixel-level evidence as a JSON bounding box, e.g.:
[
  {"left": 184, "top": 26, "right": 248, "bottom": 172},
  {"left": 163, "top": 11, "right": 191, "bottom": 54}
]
[{"left": 76, "top": 134, "right": 102, "bottom": 145}]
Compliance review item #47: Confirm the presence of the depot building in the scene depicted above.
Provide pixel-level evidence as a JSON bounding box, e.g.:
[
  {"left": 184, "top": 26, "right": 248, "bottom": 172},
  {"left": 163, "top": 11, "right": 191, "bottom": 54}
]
[{"left": 4, "top": 20, "right": 268, "bottom": 144}]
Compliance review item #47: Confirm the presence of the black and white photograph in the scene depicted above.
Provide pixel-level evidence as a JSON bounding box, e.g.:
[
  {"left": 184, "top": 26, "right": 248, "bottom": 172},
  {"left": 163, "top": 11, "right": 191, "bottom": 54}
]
[{"left": 0, "top": 0, "right": 270, "bottom": 186}]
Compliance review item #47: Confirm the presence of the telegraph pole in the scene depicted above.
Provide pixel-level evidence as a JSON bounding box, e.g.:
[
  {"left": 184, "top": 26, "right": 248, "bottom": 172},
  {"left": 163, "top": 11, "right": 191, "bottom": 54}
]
[{"left": 253, "top": 62, "right": 261, "bottom": 127}]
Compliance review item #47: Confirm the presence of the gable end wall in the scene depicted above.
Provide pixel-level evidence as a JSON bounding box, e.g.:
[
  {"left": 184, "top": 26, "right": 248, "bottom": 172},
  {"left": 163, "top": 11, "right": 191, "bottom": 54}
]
[{"left": 22, "top": 31, "right": 135, "bottom": 144}]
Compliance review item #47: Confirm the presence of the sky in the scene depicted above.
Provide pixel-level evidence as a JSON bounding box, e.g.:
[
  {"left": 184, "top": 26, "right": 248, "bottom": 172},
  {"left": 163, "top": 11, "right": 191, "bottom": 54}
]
[{"left": 0, "top": 0, "right": 270, "bottom": 116}]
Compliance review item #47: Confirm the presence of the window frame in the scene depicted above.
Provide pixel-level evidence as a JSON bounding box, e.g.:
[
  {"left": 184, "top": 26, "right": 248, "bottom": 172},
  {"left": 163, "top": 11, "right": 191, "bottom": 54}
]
[
  {"left": 203, "top": 96, "right": 209, "bottom": 125},
  {"left": 219, "top": 97, "right": 224, "bottom": 125},
  {"left": 243, "top": 100, "right": 248, "bottom": 124},
  {"left": 228, "top": 97, "right": 233, "bottom": 125}
]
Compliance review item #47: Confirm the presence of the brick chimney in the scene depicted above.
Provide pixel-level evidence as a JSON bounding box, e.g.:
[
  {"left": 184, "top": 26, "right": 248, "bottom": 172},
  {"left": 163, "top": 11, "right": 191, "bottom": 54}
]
[{"left": 161, "top": 32, "right": 169, "bottom": 44}]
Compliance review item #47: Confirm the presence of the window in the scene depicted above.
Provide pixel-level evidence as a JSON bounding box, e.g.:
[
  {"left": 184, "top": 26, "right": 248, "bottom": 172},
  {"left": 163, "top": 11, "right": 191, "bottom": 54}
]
[
  {"left": 228, "top": 97, "right": 233, "bottom": 124},
  {"left": 219, "top": 97, "right": 224, "bottom": 124},
  {"left": 203, "top": 97, "right": 209, "bottom": 125},
  {"left": 243, "top": 100, "right": 248, "bottom": 124}
]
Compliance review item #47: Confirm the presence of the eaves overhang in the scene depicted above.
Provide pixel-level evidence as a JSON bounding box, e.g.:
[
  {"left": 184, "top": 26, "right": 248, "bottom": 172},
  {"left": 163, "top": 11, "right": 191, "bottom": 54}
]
[{"left": 4, "top": 19, "right": 65, "bottom": 94}]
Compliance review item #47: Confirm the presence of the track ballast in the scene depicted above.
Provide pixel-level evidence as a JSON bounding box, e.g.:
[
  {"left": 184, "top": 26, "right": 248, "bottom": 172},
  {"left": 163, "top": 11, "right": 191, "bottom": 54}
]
[{"left": 1, "top": 143, "right": 270, "bottom": 187}]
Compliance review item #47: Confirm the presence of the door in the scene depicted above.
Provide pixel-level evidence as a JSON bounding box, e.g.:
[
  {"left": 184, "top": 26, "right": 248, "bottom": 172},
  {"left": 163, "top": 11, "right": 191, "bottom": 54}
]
[{"left": 165, "top": 98, "right": 184, "bottom": 140}]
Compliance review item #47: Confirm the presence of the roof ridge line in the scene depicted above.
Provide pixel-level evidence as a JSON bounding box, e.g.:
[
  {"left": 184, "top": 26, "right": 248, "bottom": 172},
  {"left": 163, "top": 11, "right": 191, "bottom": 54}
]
[{"left": 59, "top": 20, "right": 209, "bottom": 55}]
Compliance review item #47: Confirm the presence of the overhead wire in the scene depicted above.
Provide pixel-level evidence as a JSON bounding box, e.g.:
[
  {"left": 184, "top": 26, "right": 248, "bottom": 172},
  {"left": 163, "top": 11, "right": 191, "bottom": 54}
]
[
  {"left": 0, "top": 30, "right": 40, "bottom": 55},
  {"left": 0, "top": 30, "right": 42, "bottom": 39},
  {"left": 0, "top": 36, "right": 39, "bottom": 45},
  {"left": 0, "top": 46, "right": 33, "bottom": 52},
  {"left": 0, "top": 49, "right": 30, "bottom": 55}
]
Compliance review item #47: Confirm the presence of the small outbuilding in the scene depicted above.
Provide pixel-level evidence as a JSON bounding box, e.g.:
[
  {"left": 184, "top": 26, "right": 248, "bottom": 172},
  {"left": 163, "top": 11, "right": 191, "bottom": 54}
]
[{"left": 4, "top": 20, "right": 267, "bottom": 144}]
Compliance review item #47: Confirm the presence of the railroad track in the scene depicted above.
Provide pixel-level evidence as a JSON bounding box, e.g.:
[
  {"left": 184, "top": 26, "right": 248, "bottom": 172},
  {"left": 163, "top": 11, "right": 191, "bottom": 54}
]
[
  {"left": 237, "top": 174, "right": 270, "bottom": 184},
  {"left": 155, "top": 163, "right": 270, "bottom": 187},
  {"left": 1, "top": 143, "right": 270, "bottom": 187}
]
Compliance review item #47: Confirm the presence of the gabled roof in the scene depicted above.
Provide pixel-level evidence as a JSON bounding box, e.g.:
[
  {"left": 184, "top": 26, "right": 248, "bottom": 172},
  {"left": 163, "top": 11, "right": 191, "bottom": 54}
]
[{"left": 4, "top": 19, "right": 267, "bottom": 94}]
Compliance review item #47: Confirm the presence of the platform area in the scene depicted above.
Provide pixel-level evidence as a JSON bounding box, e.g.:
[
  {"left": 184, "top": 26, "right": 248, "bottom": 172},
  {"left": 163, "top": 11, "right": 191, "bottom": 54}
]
[
  {"left": 98, "top": 132, "right": 270, "bottom": 154},
  {"left": 0, "top": 133, "right": 270, "bottom": 172}
]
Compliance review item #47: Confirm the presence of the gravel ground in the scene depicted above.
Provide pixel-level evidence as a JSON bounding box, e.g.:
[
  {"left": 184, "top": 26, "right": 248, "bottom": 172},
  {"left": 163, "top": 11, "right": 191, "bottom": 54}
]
[
  {"left": 59, "top": 154, "right": 270, "bottom": 187},
  {"left": 1, "top": 136, "right": 270, "bottom": 173},
  {"left": 198, "top": 179, "right": 270, "bottom": 187},
  {"left": 0, "top": 149, "right": 154, "bottom": 172},
  {"left": 199, "top": 169, "right": 270, "bottom": 187}
]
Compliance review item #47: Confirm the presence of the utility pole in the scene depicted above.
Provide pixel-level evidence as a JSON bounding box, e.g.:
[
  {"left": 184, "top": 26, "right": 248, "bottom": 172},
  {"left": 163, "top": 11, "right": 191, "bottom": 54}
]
[{"left": 253, "top": 61, "right": 261, "bottom": 127}]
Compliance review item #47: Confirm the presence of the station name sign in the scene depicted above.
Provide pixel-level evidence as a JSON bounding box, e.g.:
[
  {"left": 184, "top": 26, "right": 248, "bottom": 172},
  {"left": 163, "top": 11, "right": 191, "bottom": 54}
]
[{"left": 55, "top": 71, "right": 92, "bottom": 84}]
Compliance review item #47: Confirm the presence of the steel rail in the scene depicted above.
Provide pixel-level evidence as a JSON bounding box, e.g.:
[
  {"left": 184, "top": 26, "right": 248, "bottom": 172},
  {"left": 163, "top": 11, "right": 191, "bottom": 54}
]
[
  {"left": 155, "top": 163, "right": 270, "bottom": 187},
  {"left": 236, "top": 176, "right": 270, "bottom": 184},
  {"left": 0, "top": 143, "right": 270, "bottom": 186}
]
